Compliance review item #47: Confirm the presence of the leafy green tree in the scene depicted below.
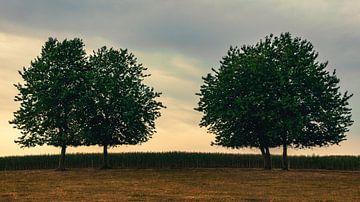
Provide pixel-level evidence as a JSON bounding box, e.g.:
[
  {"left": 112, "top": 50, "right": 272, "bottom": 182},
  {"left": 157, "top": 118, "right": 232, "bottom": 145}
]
[
  {"left": 196, "top": 38, "right": 280, "bottom": 169},
  {"left": 196, "top": 33, "right": 353, "bottom": 170},
  {"left": 10, "top": 38, "right": 88, "bottom": 170},
  {"left": 80, "top": 47, "right": 165, "bottom": 169},
  {"left": 270, "top": 33, "right": 353, "bottom": 170}
]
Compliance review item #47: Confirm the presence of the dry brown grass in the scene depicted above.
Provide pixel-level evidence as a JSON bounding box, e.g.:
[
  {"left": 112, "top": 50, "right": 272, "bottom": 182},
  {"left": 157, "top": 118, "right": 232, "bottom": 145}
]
[{"left": 0, "top": 168, "right": 359, "bottom": 201}]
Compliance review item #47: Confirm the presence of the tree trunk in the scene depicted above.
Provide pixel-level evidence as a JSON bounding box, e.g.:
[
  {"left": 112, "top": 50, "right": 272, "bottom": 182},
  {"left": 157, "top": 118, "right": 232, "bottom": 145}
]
[
  {"left": 101, "top": 145, "right": 110, "bottom": 169},
  {"left": 282, "top": 143, "right": 289, "bottom": 170},
  {"left": 260, "top": 146, "right": 272, "bottom": 170},
  {"left": 264, "top": 147, "right": 272, "bottom": 170},
  {"left": 57, "top": 145, "right": 66, "bottom": 171}
]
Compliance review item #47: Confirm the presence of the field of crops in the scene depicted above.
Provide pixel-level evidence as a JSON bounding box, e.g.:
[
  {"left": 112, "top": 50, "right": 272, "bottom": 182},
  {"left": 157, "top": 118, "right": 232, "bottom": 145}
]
[{"left": 0, "top": 152, "right": 359, "bottom": 171}]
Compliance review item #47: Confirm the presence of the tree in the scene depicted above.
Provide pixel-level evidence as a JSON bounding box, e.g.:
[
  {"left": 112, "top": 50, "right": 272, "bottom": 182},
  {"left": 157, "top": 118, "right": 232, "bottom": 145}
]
[
  {"left": 196, "top": 33, "right": 353, "bottom": 170},
  {"left": 10, "top": 38, "right": 88, "bottom": 170},
  {"left": 196, "top": 38, "right": 280, "bottom": 169},
  {"left": 80, "top": 47, "right": 164, "bottom": 169},
  {"left": 269, "top": 33, "right": 353, "bottom": 170}
]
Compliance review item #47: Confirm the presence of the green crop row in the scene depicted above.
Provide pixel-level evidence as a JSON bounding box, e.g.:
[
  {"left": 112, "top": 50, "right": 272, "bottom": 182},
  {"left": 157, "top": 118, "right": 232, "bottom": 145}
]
[{"left": 0, "top": 152, "right": 359, "bottom": 171}]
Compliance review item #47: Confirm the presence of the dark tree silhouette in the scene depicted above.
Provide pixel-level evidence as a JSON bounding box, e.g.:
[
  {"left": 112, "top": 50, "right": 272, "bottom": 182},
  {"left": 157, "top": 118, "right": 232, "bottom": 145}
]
[
  {"left": 80, "top": 47, "right": 165, "bottom": 169},
  {"left": 196, "top": 38, "right": 279, "bottom": 169},
  {"left": 196, "top": 33, "right": 353, "bottom": 170},
  {"left": 270, "top": 33, "right": 353, "bottom": 170},
  {"left": 10, "top": 38, "right": 88, "bottom": 170}
]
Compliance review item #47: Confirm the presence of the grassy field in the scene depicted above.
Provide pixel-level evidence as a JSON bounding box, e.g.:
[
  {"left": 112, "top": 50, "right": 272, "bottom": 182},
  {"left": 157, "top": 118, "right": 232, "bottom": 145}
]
[
  {"left": 1, "top": 152, "right": 359, "bottom": 171},
  {"left": 0, "top": 168, "right": 359, "bottom": 201}
]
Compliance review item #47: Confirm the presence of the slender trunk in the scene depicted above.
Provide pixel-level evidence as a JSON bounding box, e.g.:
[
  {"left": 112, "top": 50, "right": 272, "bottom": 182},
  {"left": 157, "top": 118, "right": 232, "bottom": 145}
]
[
  {"left": 264, "top": 147, "right": 272, "bottom": 170},
  {"left": 260, "top": 146, "right": 265, "bottom": 156},
  {"left": 57, "top": 145, "right": 66, "bottom": 171},
  {"left": 260, "top": 146, "right": 272, "bottom": 170},
  {"left": 101, "top": 145, "right": 110, "bottom": 169},
  {"left": 282, "top": 143, "right": 289, "bottom": 170}
]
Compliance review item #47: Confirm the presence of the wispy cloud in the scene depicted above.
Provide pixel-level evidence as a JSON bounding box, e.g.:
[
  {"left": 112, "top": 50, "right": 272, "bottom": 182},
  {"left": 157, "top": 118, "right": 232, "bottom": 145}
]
[{"left": 0, "top": 0, "right": 359, "bottom": 156}]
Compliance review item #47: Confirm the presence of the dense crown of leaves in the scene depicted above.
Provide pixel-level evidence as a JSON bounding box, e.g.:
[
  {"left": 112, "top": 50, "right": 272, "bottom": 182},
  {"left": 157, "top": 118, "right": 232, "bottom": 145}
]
[
  {"left": 10, "top": 38, "right": 88, "bottom": 147},
  {"left": 11, "top": 39, "right": 164, "bottom": 149},
  {"left": 79, "top": 47, "right": 165, "bottom": 147},
  {"left": 196, "top": 32, "right": 353, "bottom": 149}
]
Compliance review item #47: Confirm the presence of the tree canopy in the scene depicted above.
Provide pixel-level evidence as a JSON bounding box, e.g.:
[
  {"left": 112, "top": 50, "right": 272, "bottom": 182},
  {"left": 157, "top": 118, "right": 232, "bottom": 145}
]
[
  {"left": 10, "top": 39, "right": 165, "bottom": 170},
  {"left": 80, "top": 47, "right": 165, "bottom": 168},
  {"left": 196, "top": 33, "right": 353, "bottom": 170},
  {"left": 10, "top": 38, "right": 88, "bottom": 170}
]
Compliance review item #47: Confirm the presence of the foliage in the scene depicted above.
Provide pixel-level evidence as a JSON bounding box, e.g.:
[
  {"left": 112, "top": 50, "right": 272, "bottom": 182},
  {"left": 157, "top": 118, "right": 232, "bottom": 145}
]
[
  {"left": 80, "top": 47, "right": 165, "bottom": 148},
  {"left": 269, "top": 33, "right": 353, "bottom": 149},
  {"left": 10, "top": 38, "right": 88, "bottom": 148},
  {"left": 10, "top": 39, "right": 164, "bottom": 169},
  {"left": 196, "top": 36, "right": 281, "bottom": 169},
  {"left": 196, "top": 32, "right": 353, "bottom": 169}
]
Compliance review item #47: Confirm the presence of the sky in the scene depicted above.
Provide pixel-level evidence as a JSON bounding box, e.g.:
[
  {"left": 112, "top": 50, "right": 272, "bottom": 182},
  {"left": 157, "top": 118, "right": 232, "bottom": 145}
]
[{"left": 0, "top": 0, "right": 359, "bottom": 157}]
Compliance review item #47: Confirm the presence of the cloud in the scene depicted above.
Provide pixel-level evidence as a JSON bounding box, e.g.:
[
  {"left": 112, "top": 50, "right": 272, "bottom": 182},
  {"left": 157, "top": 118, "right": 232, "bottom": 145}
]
[
  {"left": 0, "top": 31, "right": 220, "bottom": 156},
  {"left": 1, "top": 1, "right": 360, "bottom": 61},
  {"left": 0, "top": 1, "right": 359, "bottom": 155}
]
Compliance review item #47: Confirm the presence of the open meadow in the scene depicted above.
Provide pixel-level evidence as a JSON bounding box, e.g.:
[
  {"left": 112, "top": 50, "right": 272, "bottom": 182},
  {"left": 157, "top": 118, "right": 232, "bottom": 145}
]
[{"left": 0, "top": 168, "right": 359, "bottom": 201}]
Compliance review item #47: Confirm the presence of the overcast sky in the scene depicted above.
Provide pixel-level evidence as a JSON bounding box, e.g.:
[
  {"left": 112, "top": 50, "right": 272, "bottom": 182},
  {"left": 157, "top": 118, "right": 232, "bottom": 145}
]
[{"left": 1, "top": 0, "right": 359, "bottom": 156}]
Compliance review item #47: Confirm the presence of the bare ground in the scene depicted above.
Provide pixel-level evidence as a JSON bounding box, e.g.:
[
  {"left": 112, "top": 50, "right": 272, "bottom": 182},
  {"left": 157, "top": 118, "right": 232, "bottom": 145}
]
[{"left": 0, "top": 168, "right": 359, "bottom": 201}]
